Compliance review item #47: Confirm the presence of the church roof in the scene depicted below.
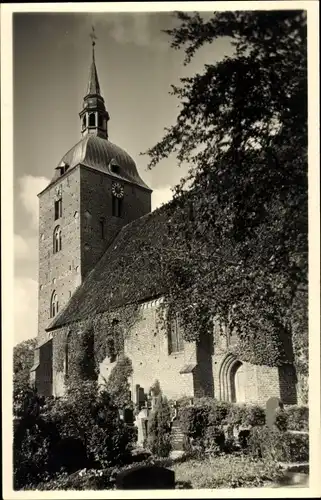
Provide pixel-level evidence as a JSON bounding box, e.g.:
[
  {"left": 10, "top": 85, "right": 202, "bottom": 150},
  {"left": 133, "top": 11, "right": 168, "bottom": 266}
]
[
  {"left": 48, "top": 135, "right": 151, "bottom": 191},
  {"left": 47, "top": 205, "right": 171, "bottom": 331}
]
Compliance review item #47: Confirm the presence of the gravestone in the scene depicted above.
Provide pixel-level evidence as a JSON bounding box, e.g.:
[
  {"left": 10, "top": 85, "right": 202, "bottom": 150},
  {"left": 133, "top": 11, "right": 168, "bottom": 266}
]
[
  {"left": 115, "top": 465, "right": 175, "bottom": 490},
  {"left": 135, "top": 407, "right": 149, "bottom": 446},
  {"left": 124, "top": 408, "right": 134, "bottom": 424},
  {"left": 266, "top": 396, "right": 283, "bottom": 429},
  {"left": 171, "top": 420, "right": 184, "bottom": 451}
]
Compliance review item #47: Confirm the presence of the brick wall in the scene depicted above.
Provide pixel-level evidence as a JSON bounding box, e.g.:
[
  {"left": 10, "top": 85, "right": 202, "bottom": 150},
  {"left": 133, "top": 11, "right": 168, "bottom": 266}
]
[
  {"left": 212, "top": 317, "right": 297, "bottom": 404},
  {"left": 100, "top": 300, "right": 197, "bottom": 400},
  {"left": 80, "top": 167, "right": 151, "bottom": 278},
  {"left": 38, "top": 169, "right": 82, "bottom": 346}
]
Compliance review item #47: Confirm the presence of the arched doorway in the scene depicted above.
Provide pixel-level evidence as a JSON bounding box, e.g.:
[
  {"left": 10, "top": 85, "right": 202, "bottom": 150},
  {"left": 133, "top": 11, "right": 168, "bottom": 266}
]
[
  {"left": 219, "top": 354, "right": 245, "bottom": 402},
  {"left": 231, "top": 361, "right": 246, "bottom": 403}
]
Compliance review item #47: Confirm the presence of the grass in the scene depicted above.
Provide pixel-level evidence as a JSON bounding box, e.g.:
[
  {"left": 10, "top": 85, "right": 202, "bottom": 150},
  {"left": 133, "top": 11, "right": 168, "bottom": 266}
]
[
  {"left": 171, "top": 454, "right": 285, "bottom": 489},
  {"left": 22, "top": 454, "right": 287, "bottom": 490}
]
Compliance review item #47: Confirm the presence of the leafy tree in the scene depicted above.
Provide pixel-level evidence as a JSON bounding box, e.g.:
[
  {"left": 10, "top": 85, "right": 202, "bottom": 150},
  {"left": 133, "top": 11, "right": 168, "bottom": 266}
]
[
  {"left": 14, "top": 338, "right": 37, "bottom": 397},
  {"left": 144, "top": 11, "right": 307, "bottom": 370}
]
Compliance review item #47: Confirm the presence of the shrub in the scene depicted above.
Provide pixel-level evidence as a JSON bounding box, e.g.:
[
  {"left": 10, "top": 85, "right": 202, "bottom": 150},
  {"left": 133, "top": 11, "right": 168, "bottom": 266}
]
[
  {"left": 49, "top": 381, "right": 136, "bottom": 466},
  {"left": 86, "top": 422, "right": 136, "bottom": 468},
  {"left": 175, "top": 396, "right": 194, "bottom": 409},
  {"left": 282, "top": 432, "right": 309, "bottom": 462},
  {"left": 15, "top": 381, "right": 136, "bottom": 489},
  {"left": 243, "top": 405, "right": 266, "bottom": 427},
  {"left": 180, "top": 405, "right": 210, "bottom": 440},
  {"left": 208, "top": 401, "right": 233, "bottom": 427},
  {"left": 147, "top": 393, "right": 172, "bottom": 458},
  {"left": 275, "top": 409, "right": 288, "bottom": 432},
  {"left": 227, "top": 404, "right": 265, "bottom": 428},
  {"left": 13, "top": 387, "right": 46, "bottom": 419},
  {"left": 104, "top": 356, "right": 133, "bottom": 409},
  {"left": 248, "top": 426, "right": 309, "bottom": 462},
  {"left": 14, "top": 414, "right": 61, "bottom": 489},
  {"left": 204, "top": 425, "right": 225, "bottom": 455},
  {"left": 285, "top": 405, "right": 309, "bottom": 432}
]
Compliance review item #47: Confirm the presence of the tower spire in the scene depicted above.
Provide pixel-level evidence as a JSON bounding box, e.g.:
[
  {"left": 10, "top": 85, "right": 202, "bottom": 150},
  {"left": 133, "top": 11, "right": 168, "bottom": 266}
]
[
  {"left": 86, "top": 26, "right": 100, "bottom": 96},
  {"left": 90, "top": 25, "right": 97, "bottom": 61},
  {"left": 80, "top": 27, "right": 110, "bottom": 139}
]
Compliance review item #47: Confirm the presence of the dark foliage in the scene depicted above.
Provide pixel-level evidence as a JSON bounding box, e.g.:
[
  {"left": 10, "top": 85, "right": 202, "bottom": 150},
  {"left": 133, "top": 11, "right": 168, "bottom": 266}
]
[
  {"left": 147, "top": 393, "right": 172, "bottom": 458},
  {"left": 248, "top": 426, "right": 309, "bottom": 462},
  {"left": 13, "top": 338, "right": 37, "bottom": 411},
  {"left": 144, "top": 11, "right": 307, "bottom": 371},
  {"left": 275, "top": 409, "right": 289, "bottom": 432},
  {"left": 14, "top": 383, "right": 136, "bottom": 489},
  {"left": 285, "top": 405, "right": 309, "bottom": 431},
  {"left": 104, "top": 356, "right": 133, "bottom": 409}
]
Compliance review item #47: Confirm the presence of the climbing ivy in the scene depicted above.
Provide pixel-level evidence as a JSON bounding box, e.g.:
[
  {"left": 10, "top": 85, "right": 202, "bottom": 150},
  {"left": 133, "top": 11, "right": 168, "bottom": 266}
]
[{"left": 52, "top": 305, "right": 142, "bottom": 384}]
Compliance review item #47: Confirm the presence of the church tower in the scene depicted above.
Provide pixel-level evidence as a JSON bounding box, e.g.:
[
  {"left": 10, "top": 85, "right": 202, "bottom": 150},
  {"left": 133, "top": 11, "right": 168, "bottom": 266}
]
[{"left": 31, "top": 33, "right": 152, "bottom": 395}]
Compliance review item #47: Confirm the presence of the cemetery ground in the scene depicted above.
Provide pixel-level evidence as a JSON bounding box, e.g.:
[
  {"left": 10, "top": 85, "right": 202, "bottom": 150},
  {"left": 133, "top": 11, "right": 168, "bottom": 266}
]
[{"left": 13, "top": 379, "right": 309, "bottom": 491}]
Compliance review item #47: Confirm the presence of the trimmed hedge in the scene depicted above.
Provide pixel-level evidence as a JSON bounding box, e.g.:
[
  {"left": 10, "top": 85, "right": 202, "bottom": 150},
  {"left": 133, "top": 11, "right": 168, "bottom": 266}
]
[
  {"left": 248, "top": 426, "right": 309, "bottom": 463},
  {"left": 179, "top": 400, "right": 266, "bottom": 439},
  {"left": 285, "top": 405, "right": 309, "bottom": 432},
  {"left": 275, "top": 409, "right": 289, "bottom": 432}
]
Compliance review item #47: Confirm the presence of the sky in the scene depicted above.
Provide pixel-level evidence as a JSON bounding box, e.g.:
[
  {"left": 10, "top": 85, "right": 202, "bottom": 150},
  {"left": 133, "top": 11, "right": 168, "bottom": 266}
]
[{"left": 13, "top": 11, "right": 233, "bottom": 345}]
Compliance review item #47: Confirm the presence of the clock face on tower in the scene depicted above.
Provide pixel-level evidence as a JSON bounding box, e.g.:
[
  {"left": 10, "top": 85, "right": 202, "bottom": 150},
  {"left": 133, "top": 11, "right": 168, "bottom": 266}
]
[{"left": 112, "top": 182, "right": 124, "bottom": 199}]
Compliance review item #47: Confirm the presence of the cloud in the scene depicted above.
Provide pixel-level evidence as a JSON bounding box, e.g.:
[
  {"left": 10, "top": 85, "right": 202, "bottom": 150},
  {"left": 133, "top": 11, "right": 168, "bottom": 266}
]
[
  {"left": 88, "top": 12, "right": 173, "bottom": 50},
  {"left": 14, "top": 277, "right": 38, "bottom": 345},
  {"left": 14, "top": 234, "right": 38, "bottom": 261},
  {"left": 152, "top": 185, "right": 173, "bottom": 211},
  {"left": 18, "top": 175, "right": 50, "bottom": 229}
]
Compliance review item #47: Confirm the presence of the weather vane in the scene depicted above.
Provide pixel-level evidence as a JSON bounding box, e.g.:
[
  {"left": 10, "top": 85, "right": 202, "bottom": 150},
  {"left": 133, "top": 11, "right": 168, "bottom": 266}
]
[{"left": 90, "top": 25, "right": 97, "bottom": 47}]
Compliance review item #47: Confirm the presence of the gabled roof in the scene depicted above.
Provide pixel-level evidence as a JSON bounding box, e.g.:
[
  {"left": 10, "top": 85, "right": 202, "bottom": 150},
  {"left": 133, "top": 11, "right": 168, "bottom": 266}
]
[{"left": 47, "top": 205, "right": 172, "bottom": 331}]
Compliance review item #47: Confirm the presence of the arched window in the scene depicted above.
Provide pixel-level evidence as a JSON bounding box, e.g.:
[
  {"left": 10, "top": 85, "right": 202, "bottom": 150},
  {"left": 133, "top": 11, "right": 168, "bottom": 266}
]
[
  {"left": 50, "top": 291, "right": 59, "bottom": 318},
  {"left": 53, "top": 226, "right": 62, "bottom": 253},
  {"left": 168, "top": 315, "right": 184, "bottom": 354},
  {"left": 89, "top": 113, "right": 96, "bottom": 127},
  {"left": 98, "top": 114, "right": 103, "bottom": 128},
  {"left": 82, "top": 115, "right": 87, "bottom": 129}
]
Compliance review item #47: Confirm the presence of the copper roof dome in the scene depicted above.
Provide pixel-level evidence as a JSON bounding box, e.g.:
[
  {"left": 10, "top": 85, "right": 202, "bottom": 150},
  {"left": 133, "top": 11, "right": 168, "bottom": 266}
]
[{"left": 51, "top": 135, "right": 150, "bottom": 190}]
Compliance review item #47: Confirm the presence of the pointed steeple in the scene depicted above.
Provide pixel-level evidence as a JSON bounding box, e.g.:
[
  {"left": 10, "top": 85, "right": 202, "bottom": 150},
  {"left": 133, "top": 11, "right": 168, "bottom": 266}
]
[
  {"left": 86, "top": 29, "right": 101, "bottom": 96},
  {"left": 79, "top": 27, "right": 110, "bottom": 139}
]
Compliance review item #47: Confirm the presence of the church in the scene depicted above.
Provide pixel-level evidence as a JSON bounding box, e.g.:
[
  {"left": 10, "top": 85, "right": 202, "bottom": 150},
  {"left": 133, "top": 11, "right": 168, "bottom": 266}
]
[{"left": 31, "top": 40, "right": 298, "bottom": 408}]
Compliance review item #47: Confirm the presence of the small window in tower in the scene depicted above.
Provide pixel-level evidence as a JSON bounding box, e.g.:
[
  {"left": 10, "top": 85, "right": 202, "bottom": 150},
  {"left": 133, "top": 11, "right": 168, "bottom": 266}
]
[
  {"left": 98, "top": 114, "right": 103, "bottom": 128},
  {"left": 82, "top": 115, "right": 87, "bottom": 129},
  {"left": 99, "top": 217, "right": 105, "bottom": 239},
  {"left": 112, "top": 196, "right": 122, "bottom": 218},
  {"left": 89, "top": 113, "right": 96, "bottom": 127},
  {"left": 54, "top": 198, "right": 62, "bottom": 220},
  {"left": 110, "top": 160, "right": 120, "bottom": 174},
  {"left": 53, "top": 226, "right": 62, "bottom": 253},
  {"left": 50, "top": 291, "right": 59, "bottom": 318}
]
